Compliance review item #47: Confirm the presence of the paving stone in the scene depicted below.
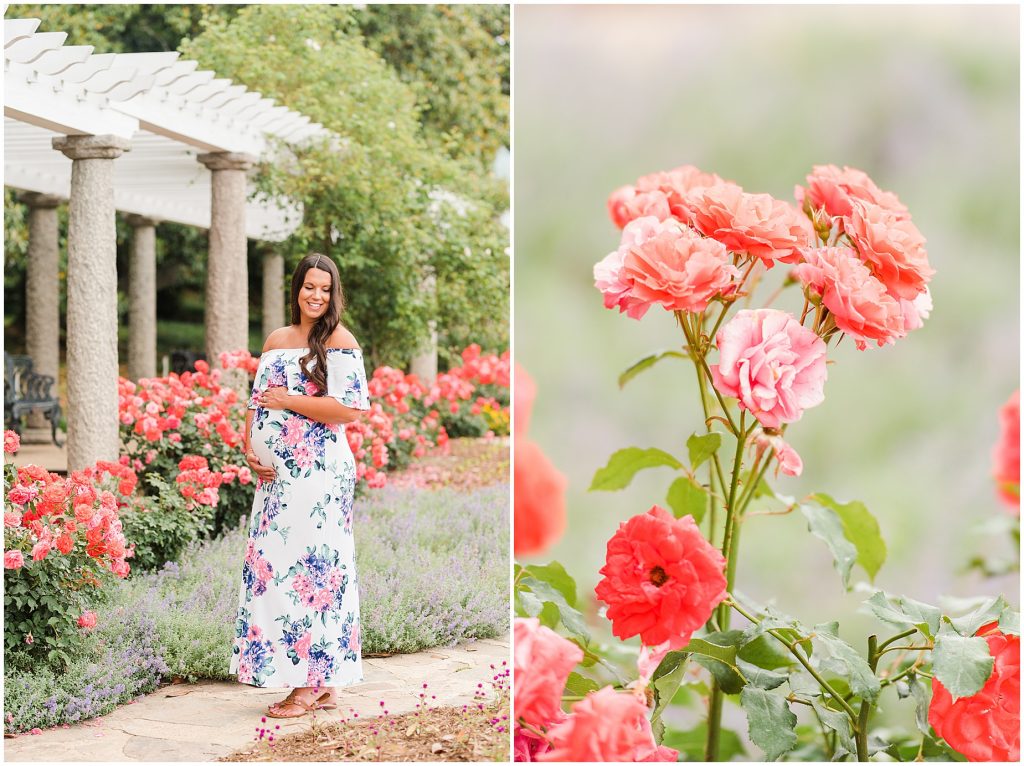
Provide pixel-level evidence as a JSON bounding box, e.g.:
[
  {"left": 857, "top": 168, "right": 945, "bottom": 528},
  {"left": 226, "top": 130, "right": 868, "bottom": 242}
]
[{"left": 3, "top": 634, "right": 509, "bottom": 762}]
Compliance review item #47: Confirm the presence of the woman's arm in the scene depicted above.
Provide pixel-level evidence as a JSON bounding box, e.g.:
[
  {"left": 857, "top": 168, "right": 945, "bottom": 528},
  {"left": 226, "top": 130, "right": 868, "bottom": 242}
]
[{"left": 258, "top": 388, "right": 362, "bottom": 425}]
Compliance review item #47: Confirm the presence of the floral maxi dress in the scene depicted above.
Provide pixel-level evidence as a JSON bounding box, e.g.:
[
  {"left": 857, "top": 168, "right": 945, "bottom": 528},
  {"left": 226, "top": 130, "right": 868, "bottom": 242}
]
[{"left": 229, "top": 347, "right": 370, "bottom": 688}]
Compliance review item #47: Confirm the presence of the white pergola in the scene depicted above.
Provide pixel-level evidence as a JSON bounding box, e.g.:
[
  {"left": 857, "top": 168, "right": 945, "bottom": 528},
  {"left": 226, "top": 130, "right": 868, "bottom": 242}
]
[{"left": 4, "top": 17, "right": 331, "bottom": 470}]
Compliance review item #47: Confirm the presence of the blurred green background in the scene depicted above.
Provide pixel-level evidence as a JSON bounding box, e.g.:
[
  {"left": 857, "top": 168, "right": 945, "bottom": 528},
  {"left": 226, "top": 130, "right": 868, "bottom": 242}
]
[{"left": 515, "top": 2, "right": 1018, "bottom": 744}]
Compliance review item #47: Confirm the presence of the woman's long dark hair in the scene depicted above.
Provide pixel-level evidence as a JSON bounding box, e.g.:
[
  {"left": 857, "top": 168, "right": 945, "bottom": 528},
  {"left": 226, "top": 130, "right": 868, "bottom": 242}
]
[{"left": 290, "top": 253, "right": 345, "bottom": 395}]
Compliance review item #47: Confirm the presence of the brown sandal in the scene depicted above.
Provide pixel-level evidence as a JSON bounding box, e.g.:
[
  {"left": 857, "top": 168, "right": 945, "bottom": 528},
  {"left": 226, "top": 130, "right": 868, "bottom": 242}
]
[{"left": 265, "top": 690, "right": 320, "bottom": 719}]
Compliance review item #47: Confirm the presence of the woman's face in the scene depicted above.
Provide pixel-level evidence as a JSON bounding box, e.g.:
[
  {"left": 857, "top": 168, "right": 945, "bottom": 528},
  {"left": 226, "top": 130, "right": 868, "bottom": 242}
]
[{"left": 297, "top": 267, "right": 332, "bottom": 322}]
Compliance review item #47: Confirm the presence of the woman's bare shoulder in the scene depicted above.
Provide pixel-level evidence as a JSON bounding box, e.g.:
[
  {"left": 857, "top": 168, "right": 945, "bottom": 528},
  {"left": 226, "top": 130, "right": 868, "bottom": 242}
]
[
  {"left": 327, "top": 324, "right": 360, "bottom": 350},
  {"left": 262, "top": 326, "right": 301, "bottom": 353}
]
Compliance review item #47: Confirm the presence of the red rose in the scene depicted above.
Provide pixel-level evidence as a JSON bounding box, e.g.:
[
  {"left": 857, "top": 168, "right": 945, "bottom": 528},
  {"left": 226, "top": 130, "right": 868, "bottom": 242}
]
[
  {"left": 595, "top": 506, "right": 726, "bottom": 649},
  {"left": 992, "top": 390, "right": 1020, "bottom": 511},
  {"left": 929, "top": 622, "right": 1019, "bottom": 762}
]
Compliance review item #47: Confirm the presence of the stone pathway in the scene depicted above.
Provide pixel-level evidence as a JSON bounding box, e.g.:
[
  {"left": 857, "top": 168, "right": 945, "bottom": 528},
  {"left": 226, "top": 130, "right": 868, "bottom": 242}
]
[{"left": 4, "top": 634, "right": 509, "bottom": 762}]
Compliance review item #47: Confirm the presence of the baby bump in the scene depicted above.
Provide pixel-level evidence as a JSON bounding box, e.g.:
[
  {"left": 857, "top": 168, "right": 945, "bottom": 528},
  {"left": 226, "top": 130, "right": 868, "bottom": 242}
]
[
  {"left": 251, "top": 409, "right": 352, "bottom": 476},
  {"left": 250, "top": 409, "right": 286, "bottom": 470}
]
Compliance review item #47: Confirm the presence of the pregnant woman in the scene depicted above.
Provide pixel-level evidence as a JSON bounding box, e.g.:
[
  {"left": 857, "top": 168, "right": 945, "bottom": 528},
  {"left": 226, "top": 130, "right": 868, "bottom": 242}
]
[{"left": 228, "top": 253, "right": 370, "bottom": 718}]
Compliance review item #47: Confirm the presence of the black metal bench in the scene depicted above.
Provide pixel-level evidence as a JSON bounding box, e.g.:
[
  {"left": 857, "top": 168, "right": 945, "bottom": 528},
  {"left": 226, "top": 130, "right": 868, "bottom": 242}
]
[
  {"left": 169, "top": 349, "right": 207, "bottom": 375},
  {"left": 4, "top": 352, "right": 63, "bottom": 447}
]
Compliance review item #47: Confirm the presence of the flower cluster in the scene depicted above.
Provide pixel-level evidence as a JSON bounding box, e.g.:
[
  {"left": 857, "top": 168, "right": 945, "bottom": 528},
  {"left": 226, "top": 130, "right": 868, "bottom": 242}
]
[
  {"left": 174, "top": 455, "right": 227, "bottom": 509},
  {"left": 4, "top": 457, "right": 134, "bottom": 578}
]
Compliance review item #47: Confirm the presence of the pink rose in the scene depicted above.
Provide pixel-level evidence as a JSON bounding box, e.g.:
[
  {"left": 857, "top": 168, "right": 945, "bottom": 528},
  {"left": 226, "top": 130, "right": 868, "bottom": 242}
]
[
  {"left": 752, "top": 431, "right": 803, "bottom": 477},
  {"left": 237, "top": 466, "right": 253, "bottom": 485},
  {"left": 621, "top": 222, "right": 740, "bottom": 314},
  {"left": 689, "top": 184, "right": 814, "bottom": 264},
  {"left": 538, "top": 686, "right": 678, "bottom": 762},
  {"left": 31, "top": 540, "right": 51, "bottom": 561},
  {"left": 4, "top": 550, "right": 25, "bottom": 569},
  {"left": 514, "top": 727, "right": 554, "bottom": 762},
  {"left": 993, "top": 390, "right": 1020, "bottom": 511},
  {"left": 295, "top": 632, "right": 312, "bottom": 659},
  {"left": 514, "top": 364, "right": 536, "bottom": 439},
  {"left": 842, "top": 199, "right": 932, "bottom": 300},
  {"left": 7, "top": 485, "right": 37, "bottom": 505},
  {"left": 514, "top": 617, "right": 583, "bottom": 730},
  {"left": 4, "top": 430, "right": 20, "bottom": 455},
  {"left": 606, "top": 185, "right": 672, "bottom": 229},
  {"left": 77, "top": 611, "right": 97, "bottom": 630},
  {"left": 796, "top": 164, "right": 909, "bottom": 219},
  {"left": 4, "top": 512, "right": 22, "bottom": 528},
  {"left": 593, "top": 216, "right": 681, "bottom": 319},
  {"left": 711, "top": 309, "right": 828, "bottom": 428},
  {"left": 792, "top": 247, "right": 905, "bottom": 349}
]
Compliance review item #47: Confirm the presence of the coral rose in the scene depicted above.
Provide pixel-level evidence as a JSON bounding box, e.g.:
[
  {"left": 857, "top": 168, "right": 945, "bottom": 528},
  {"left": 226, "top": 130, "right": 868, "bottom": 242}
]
[
  {"left": 514, "top": 726, "right": 553, "bottom": 762},
  {"left": 621, "top": 222, "right": 740, "bottom": 314},
  {"left": 514, "top": 617, "right": 583, "bottom": 730},
  {"left": 634, "top": 164, "right": 731, "bottom": 222},
  {"left": 992, "top": 390, "right": 1020, "bottom": 510},
  {"left": 594, "top": 506, "right": 726, "bottom": 649},
  {"left": 4, "top": 430, "right": 20, "bottom": 455},
  {"left": 711, "top": 309, "right": 828, "bottom": 428},
  {"left": 593, "top": 216, "right": 670, "bottom": 320},
  {"left": 538, "top": 686, "right": 678, "bottom": 762},
  {"left": 514, "top": 440, "right": 567, "bottom": 558},
  {"left": 77, "top": 611, "right": 98, "bottom": 630},
  {"left": 792, "top": 247, "right": 906, "bottom": 349},
  {"left": 607, "top": 185, "right": 672, "bottom": 229},
  {"left": 795, "top": 164, "right": 909, "bottom": 219},
  {"left": 842, "top": 199, "right": 933, "bottom": 300},
  {"left": 688, "top": 184, "right": 813, "bottom": 264},
  {"left": 929, "top": 622, "right": 1019, "bottom": 762}
]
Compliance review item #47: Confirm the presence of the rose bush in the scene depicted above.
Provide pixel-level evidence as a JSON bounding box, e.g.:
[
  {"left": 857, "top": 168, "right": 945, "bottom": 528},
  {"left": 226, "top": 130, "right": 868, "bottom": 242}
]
[
  {"left": 3, "top": 435, "right": 134, "bottom": 668},
  {"left": 514, "top": 164, "right": 1018, "bottom": 763}
]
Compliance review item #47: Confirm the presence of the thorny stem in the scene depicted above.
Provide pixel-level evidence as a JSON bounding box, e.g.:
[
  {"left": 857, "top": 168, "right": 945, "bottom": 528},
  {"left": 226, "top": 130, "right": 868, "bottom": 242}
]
[
  {"left": 855, "top": 635, "right": 879, "bottom": 762},
  {"left": 876, "top": 628, "right": 918, "bottom": 653}
]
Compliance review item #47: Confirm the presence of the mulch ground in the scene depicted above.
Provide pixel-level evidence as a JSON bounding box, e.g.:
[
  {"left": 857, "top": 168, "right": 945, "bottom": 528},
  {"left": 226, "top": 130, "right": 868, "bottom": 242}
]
[
  {"left": 385, "top": 436, "right": 509, "bottom": 491},
  {"left": 219, "top": 696, "right": 510, "bottom": 762}
]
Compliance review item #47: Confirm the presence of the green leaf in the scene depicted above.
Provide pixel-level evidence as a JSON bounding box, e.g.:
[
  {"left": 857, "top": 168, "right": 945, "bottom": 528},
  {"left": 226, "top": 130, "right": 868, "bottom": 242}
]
[
  {"left": 899, "top": 673, "right": 931, "bottom": 735},
  {"left": 800, "top": 502, "right": 858, "bottom": 589},
  {"left": 998, "top": 608, "right": 1020, "bottom": 636},
  {"left": 932, "top": 623, "right": 994, "bottom": 700},
  {"left": 651, "top": 654, "right": 689, "bottom": 734},
  {"left": 863, "top": 590, "right": 941, "bottom": 640},
  {"left": 950, "top": 595, "right": 1008, "bottom": 637},
  {"left": 740, "top": 686, "right": 798, "bottom": 761},
  {"left": 738, "top": 634, "right": 793, "bottom": 671},
  {"left": 537, "top": 601, "right": 560, "bottom": 629},
  {"left": 810, "top": 493, "right": 886, "bottom": 583},
  {"left": 650, "top": 650, "right": 689, "bottom": 684},
  {"left": 520, "top": 576, "right": 590, "bottom": 643},
  {"left": 812, "top": 622, "right": 880, "bottom": 702},
  {"left": 687, "top": 432, "right": 722, "bottom": 471},
  {"left": 618, "top": 349, "right": 688, "bottom": 389},
  {"left": 516, "top": 588, "right": 541, "bottom": 618},
  {"left": 736, "top": 660, "right": 786, "bottom": 690},
  {"left": 589, "top": 447, "right": 682, "bottom": 491},
  {"left": 810, "top": 698, "right": 855, "bottom": 757},
  {"left": 666, "top": 476, "right": 708, "bottom": 522},
  {"left": 524, "top": 561, "right": 578, "bottom": 608},
  {"left": 564, "top": 671, "right": 600, "bottom": 697},
  {"left": 662, "top": 722, "right": 746, "bottom": 762}
]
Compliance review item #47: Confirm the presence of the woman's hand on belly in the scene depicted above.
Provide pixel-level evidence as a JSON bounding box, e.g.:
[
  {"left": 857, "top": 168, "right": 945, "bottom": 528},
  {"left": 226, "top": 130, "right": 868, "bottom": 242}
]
[{"left": 246, "top": 450, "right": 277, "bottom": 483}]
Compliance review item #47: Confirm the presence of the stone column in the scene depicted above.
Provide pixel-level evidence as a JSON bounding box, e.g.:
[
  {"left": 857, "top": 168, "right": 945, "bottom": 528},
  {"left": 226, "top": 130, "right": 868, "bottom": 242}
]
[
  {"left": 261, "top": 247, "right": 285, "bottom": 340},
  {"left": 197, "top": 152, "right": 255, "bottom": 387},
  {"left": 18, "top": 192, "right": 62, "bottom": 429},
  {"left": 52, "top": 134, "right": 130, "bottom": 471},
  {"left": 125, "top": 214, "right": 159, "bottom": 381},
  {"left": 409, "top": 267, "right": 438, "bottom": 383}
]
